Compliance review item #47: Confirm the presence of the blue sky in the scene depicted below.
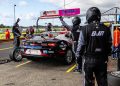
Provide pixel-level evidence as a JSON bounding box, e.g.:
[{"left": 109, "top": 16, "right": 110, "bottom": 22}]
[{"left": 0, "top": 0, "right": 119, "bottom": 26}]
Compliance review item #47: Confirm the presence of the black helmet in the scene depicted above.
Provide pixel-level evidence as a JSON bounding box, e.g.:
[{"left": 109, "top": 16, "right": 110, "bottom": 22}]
[
  {"left": 47, "top": 23, "right": 52, "bottom": 28},
  {"left": 16, "top": 18, "right": 20, "bottom": 23},
  {"left": 72, "top": 16, "right": 81, "bottom": 25},
  {"left": 86, "top": 7, "right": 101, "bottom": 24}
]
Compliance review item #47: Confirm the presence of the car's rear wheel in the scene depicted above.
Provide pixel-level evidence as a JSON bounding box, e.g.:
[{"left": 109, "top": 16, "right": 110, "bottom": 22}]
[
  {"left": 63, "top": 49, "right": 74, "bottom": 65},
  {"left": 108, "top": 71, "right": 120, "bottom": 86},
  {"left": 9, "top": 48, "right": 23, "bottom": 62}
]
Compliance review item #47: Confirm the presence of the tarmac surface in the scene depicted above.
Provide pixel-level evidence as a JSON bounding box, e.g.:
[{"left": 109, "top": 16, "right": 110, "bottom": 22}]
[{"left": 0, "top": 41, "right": 117, "bottom": 86}]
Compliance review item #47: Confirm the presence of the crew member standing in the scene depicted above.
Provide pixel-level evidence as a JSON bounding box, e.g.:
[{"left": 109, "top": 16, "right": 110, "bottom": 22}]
[
  {"left": 12, "top": 18, "right": 21, "bottom": 48},
  {"left": 76, "top": 7, "right": 112, "bottom": 86},
  {"left": 5, "top": 29, "right": 10, "bottom": 39},
  {"left": 25, "top": 28, "right": 29, "bottom": 39},
  {"left": 113, "top": 27, "right": 120, "bottom": 70},
  {"left": 46, "top": 23, "right": 52, "bottom": 32},
  {"left": 59, "top": 16, "right": 82, "bottom": 72},
  {"left": 29, "top": 26, "right": 34, "bottom": 38},
  {"left": 113, "top": 27, "right": 120, "bottom": 59}
]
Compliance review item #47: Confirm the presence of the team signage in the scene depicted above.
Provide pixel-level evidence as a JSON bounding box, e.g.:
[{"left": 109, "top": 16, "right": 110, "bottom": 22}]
[
  {"left": 40, "top": 8, "right": 80, "bottom": 19},
  {"left": 59, "top": 8, "right": 80, "bottom": 16},
  {"left": 40, "top": 10, "right": 59, "bottom": 19}
]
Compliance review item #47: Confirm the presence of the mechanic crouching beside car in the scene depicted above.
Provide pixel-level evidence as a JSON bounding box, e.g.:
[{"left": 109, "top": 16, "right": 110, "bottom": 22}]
[
  {"left": 76, "top": 7, "right": 112, "bottom": 86},
  {"left": 46, "top": 23, "right": 52, "bottom": 32},
  {"left": 59, "top": 16, "right": 82, "bottom": 72}
]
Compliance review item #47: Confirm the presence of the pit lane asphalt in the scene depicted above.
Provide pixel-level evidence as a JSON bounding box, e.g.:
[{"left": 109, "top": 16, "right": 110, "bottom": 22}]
[{"left": 0, "top": 41, "right": 83, "bottom": 86}]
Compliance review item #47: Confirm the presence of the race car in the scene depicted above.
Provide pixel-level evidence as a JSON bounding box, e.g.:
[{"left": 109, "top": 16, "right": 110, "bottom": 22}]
[{"left": 11, "top": 31, "right": 75, "bottom": 65}]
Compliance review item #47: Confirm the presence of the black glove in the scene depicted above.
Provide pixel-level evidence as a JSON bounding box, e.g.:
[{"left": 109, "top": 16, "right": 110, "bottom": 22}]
[
  {"left": 59, "top": 16, "right": 63, "bottom": 21},
  {"left": 112, "top": 48, "right": 120, "bottom": 54}
]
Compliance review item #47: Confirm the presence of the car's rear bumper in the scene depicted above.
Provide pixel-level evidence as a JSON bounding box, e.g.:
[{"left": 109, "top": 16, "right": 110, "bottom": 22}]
[
  {"left": 20, "top": 45, "right": 67, "bottom": 59},
  {"left": 21, "top": 50, "right": 66, "bottom": 58},
  {"left": 22, "top": 53, "right": 51, "bottom": 58}
]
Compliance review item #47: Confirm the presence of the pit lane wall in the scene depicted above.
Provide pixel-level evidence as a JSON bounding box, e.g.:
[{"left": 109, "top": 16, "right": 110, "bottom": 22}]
[
  {"left": 0, "top": 33, "right": 25, "bottom": 40},
  {"left": 0, "top": 27, "right": 25, "bottom": 41},
  {"left": 0, "top": 27, "right": 62, "bottom": 41},
  {"left": 0, "top": 27, "right": 44, "bottom": 40}
]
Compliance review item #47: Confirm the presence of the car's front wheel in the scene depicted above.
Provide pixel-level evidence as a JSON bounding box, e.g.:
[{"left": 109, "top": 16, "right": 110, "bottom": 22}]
[{"left": 63, "top": 49, "right": 74, "bottom": 65}]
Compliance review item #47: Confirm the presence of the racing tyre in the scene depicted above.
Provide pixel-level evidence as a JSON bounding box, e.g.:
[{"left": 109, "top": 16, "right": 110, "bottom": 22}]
[
  {"left": 63, "top": 49, "right": 74, "bottom": 65},
  {"left": 9, "top": 48, "right": 22, "bottom": 62},
  {"left": 108, "top": 71, "right": 120, "bottom": 86}
]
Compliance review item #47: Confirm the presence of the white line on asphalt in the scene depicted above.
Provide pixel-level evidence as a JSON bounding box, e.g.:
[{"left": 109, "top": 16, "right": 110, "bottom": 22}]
[
  {"left": 15, "top": 61, "right": 31, "bottom": 68},
  {"left": 0, "top": 47, "right": 13, "bottom": 51}
]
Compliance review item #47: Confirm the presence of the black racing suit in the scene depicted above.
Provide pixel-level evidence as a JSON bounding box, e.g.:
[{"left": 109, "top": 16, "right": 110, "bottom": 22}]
[
  {"left": 12, "top": 23, "right": 21, "bottom": 48},
  {"left": 60, "top": 19, "right": 82, "bottom": 70},
  {"left": 76, "top": 23, "right": 112, "bottom": 86},
  {"left": 46, "top": 25, "right": 52, "bottom": 31}
]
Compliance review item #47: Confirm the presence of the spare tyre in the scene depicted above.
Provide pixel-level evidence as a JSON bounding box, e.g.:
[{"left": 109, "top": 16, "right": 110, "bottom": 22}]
[{"left": 108, "top": 71, "right": 120, "bottom": 86}]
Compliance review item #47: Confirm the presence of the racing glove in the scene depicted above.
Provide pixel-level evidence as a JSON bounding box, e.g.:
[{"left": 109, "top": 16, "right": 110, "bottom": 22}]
[{"left": 59, "top": 16, "right": 64, "bottom": 21}]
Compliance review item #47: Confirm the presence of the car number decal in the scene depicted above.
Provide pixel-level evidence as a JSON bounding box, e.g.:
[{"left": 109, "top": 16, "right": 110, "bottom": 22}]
[{"left": 25, "top": 49, "right": 41, "bottom": 55}]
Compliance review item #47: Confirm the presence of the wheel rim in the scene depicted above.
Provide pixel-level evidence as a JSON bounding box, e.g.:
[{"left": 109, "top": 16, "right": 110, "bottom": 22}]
[
  {"left": 14, "top": 50, "right": 22, "bottom": 61},
  {"left": 66, "top": 50, "right": 72, "bottom": 63}
]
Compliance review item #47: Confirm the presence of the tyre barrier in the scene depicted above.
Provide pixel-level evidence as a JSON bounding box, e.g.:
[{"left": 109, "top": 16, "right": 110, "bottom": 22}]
[{"left": 108, "top": 71, "right": 120, "bottom": 86}]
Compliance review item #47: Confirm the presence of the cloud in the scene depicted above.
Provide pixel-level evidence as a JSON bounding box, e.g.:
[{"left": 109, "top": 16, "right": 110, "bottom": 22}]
[
  {"left": 39, "top": 0, "right": 120, "bottom": 14},
  {"left": 38, "top": 0, "right": 120, "bottom": 24},
  {"left": 19, "top": 1, "right": 28, "bottom": 7},
  {"left": 0, "top": 13, "right": 14, "bottom": 25},
  {"left": 0, "top": 12, "right": 38, "bottom": 25},
  {"left": 0, "top": 13, "right": 13, "bottom": 18},
  {"left": 18, "top": 13, "right": 37, "bottom": 20},
  {"left": 0, "top": 0, "right": 8, "bottom": 5}
]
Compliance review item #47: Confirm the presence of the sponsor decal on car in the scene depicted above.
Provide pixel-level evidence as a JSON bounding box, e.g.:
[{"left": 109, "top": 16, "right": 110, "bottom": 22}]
[{"left": 43, "top": 50, "right": 54, "bottom": 54}]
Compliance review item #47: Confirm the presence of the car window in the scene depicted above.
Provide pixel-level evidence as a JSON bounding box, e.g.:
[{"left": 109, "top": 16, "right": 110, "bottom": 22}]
[
  {"left": 41, "top": 31, "right": 67, "bottom": 37},
  {"left": 55, "top": 34, "right": 71, "bottom": 41},
  {"left": 29, "top": 31, "right": 70, "bottom": 41},
  {"left": 31, "top": 36, "right": 42, "bottom": 40}
]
